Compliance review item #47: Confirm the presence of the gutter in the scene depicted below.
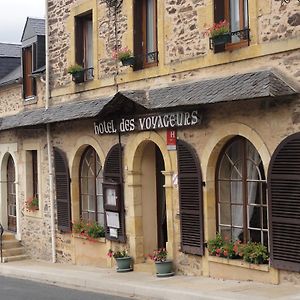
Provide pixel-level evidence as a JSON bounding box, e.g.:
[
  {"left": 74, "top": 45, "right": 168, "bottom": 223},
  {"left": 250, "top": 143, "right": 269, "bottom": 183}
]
[{"left": 44, "top": 0, "right": 56, "bottom": 263}]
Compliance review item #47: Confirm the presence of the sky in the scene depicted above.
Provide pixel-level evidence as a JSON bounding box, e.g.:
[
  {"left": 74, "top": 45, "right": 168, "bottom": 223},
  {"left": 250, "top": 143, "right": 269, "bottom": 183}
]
[{"left": 0, "top": 0, "right": 45, "bottom": 44}]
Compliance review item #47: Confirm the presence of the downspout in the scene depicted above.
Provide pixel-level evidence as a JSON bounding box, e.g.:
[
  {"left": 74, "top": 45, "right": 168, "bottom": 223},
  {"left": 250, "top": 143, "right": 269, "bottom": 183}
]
[{"left": 45, "top": 0, "right": 56, "bottom": 263}]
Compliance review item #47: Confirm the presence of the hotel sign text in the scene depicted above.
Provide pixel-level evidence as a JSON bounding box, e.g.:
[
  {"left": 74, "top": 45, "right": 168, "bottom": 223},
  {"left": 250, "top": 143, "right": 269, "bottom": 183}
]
[{"left": 94, "top": 110, "right": 201, "bottom": 135}]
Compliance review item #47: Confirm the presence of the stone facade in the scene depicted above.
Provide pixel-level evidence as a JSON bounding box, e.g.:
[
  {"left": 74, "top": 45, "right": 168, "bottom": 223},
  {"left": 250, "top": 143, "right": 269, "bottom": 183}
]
[{"left": 0, "top": 0, "right": 299, "bottom": 285}]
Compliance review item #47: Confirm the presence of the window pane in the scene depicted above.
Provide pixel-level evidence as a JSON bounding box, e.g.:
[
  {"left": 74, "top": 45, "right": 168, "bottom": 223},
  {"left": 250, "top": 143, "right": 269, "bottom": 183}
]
[
  {"left": 97, "top": 213, "right": 105, "bottom": 227},
  {"left": 231, "top": 181, "right": 243, "bottom": 204},
  {"left": 220, "top": 226, "right": 232, "bottom": 241},
  {"left": 248, "top": 206, "right": 261, "bottom": 229},
  {"left": 230, "top": 0, "right": 240, "bottom": 32},
  {"left": 232, "top": 227, "right": 243, "bottom": 242},
  {"left": 86, "top": 20, "right": 93, "bottom": 70},
  {"left": 97, "top": 196, "right": 104, "bottom": 214},
  {"left": 247, "top": 181, "right": 259, "bottom": 204},
  {"left": 88, "top": 194, "right": 95, "bottom": 211},
  {"left": 219, "top": 203, "right": 231, "bottom": 225},
  {"left": 146, "top": 0, "right": 155, "bottom": 62},
  {"left": 249, "top": 229, "right": 261, "bottom": 243},
  {"left": 81, "top": 195, "right": 88, "bottom": 211},
  {"left": 244, "top": 0, "right": 248, "bottom": 28},
  {"left": 263, "top": 206, "right": 268, "bottom": 229},
  {"left": 232, "top": 205, "right": 243, "bottom": 227},
  {"left": 218, "top": 181, "right": 231, "bottom": 202}
]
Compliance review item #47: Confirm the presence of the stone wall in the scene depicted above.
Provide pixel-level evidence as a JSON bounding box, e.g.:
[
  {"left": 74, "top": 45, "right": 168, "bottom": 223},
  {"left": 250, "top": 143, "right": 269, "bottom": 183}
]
[
  {"left": 0, "top": 84, "right": 23, "bottom": 117},
  {"left": 258, "top": 1, "right": 300, "bottom": 43},
  {"left": 165, "top": 0, "right": 207, "bottom": 64},
  {"left": 48, "top": 0, "right": 72, "bottom": 89}
]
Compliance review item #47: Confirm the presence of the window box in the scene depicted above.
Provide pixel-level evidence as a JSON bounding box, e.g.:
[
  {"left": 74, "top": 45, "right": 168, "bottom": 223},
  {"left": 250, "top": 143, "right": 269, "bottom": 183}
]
[
  {"left": 211, "top": 33, "right": 231, "bottom": 46},
  {"left": 71, "top": 70, "right": 84, "bottom": 84},
  {"left": 121, "top": 56, "right": 135, "bottom": 67}
]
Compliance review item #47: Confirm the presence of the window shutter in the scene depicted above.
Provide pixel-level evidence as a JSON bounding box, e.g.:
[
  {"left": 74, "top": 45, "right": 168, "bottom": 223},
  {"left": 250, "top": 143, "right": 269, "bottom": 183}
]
[
  {"left": 213, "top": 0, "right": 226, "bottom": 53},
  {"left": 133, "top": 0, "right": 143, "bottom": 70},
  {"left": 177, "top": 140, "right": 204, "bottom": 255},
  {"left": 54, "top": 148, "right": 71, "bottom": 233},
  {"left": 103, "top": 144, "right": 126, "bottom": 243},
  {"left": 268, "top": 133, "right": 300, "bottom": 272},
  {"left": 75, "top": 16, "right": 84, "bottom": 66}
]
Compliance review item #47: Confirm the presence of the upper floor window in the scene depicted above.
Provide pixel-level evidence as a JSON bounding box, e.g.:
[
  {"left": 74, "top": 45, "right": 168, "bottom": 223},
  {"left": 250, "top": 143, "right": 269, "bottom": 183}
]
[
  {"left": 134, "top": 0, "right": 158, "bottom": 70},
  {"left": 216, "top": 137, "right": 268, "bottom": 247},
  {"left": 75, "top": 11, "right": 93, "bottom": 80},
  {"left": 214, "top": 0, "right": 249, "bottom": 50},
  {"left": 22, "top": 45, "right": 36, "bottom": 99}
]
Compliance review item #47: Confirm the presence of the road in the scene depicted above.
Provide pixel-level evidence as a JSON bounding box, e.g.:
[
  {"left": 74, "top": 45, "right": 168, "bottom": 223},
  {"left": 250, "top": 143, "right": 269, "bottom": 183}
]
[{"left": 0, "top": 275, "right": 136, "bottom": 300}]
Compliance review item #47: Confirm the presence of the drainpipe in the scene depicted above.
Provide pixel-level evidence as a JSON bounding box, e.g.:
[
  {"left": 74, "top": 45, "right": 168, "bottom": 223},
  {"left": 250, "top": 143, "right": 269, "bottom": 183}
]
[{"left": 45, "top": 0, "right": 56, "bottom": 263}]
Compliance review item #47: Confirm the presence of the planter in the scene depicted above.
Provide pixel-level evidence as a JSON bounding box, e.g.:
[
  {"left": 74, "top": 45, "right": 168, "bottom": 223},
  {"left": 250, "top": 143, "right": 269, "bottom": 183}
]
[
  {"left": 115, "top": 256, "right": 133, "bottom": 272},
  {"left": 72, "top": 71, "right": 84, "bottom": 83},
  {"left": 121, "top": 57, "right": 135, "bottom": 67},
  {"left": 212, "top": 33, "right": 231, "bottom": 46},
  {"left": 155, "top": 260, "right": 174, "bottom": 277}
]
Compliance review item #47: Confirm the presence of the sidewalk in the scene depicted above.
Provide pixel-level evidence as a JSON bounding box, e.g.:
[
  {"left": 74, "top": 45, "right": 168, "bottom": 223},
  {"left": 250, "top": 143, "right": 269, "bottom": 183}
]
[{"left": 0, "top": 260, "right": 300, "bottom": 300}]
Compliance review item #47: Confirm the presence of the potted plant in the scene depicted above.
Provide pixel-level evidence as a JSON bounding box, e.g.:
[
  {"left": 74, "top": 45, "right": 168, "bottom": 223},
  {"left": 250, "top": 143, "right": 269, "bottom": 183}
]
[
  {"left": 206, "top": 20, "right": 231, "bottom": 46},
  {"left": 67, "top": 64, "right": 84, "bottom": 83},
  {"left": 107, "top": 248, "right": 133, "bottom": 272},
  {"left": 112, "top": 47, "right": 135, "bottom": 67},
  {"left": 25, "top": 196, "right": 39, "bottom": 212},
  {"left": 150, "top": 248, "right": 174, "bottom": 277}
]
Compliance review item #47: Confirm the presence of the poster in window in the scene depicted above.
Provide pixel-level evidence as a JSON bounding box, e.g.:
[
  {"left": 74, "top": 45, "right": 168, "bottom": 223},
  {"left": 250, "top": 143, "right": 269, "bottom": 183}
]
[
  {"left": 106, "top": 211, "right": 120, "bottom": 229},
  {"left": 106, "top": 188, "right": 117, "bottom": 206}
]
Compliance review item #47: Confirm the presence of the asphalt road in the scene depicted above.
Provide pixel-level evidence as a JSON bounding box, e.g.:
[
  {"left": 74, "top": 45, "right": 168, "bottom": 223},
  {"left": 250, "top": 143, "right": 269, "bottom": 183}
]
[{"left": 0, "top": 275, "right": 136, "bottom": 300}]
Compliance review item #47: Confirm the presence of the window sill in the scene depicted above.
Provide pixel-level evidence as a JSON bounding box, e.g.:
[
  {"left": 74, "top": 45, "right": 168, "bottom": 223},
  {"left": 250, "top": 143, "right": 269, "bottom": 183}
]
[
  {"left": 72, "top": 233, "right": 106, "bottom": 244},
  {"left": 208, "top": 255, "right": 270, "bottom": 272},
  {"left": 23, "top": 96, "right": 37, "bottom": 105}
]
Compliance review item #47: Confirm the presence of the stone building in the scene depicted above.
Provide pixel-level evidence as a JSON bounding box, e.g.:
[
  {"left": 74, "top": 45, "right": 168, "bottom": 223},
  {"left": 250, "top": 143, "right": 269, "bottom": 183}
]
[{"left": 0, "top": 0, "right": 300, "bottom": 285}]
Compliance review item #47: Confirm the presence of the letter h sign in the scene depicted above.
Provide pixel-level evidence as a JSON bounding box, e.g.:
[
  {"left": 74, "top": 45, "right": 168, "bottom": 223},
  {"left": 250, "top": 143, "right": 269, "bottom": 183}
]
[{"left": 167, "top": 129, "right": 177, "bottom": 151}]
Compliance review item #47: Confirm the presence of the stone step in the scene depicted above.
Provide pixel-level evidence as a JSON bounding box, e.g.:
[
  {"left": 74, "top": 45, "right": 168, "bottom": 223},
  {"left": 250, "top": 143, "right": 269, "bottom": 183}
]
[
  {"left": 2, "top": 247, "right": 25, "bottom": 257},
  {"left": 2, "top": 233, "right": 16, "bottom": 241},
  {"left": 2, "top": 254, "right": 29, "bottom": 263},
  {"left": 1, "top": 240, "right": 21, "bottom": 249}
]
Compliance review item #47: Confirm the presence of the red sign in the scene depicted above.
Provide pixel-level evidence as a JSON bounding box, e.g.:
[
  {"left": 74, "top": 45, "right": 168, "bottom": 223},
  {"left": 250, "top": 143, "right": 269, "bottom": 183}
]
[{"left": 167, "top": 129, "right": 177, "bottom": 151}]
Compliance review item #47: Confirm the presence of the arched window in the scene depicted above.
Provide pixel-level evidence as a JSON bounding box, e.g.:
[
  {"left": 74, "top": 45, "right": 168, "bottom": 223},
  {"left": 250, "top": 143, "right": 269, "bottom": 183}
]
[
  {"left": 80, "top": 146, "right": 104, "bottom": 225},
  {"left": 216, "top": 137, "right": 268, "bottom": 246}
]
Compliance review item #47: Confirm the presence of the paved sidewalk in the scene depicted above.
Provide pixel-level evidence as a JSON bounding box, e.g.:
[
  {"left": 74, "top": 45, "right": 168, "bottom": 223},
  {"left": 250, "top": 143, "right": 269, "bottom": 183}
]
[{"left": 0, "top": 260, "right": 300, "bottom": 300}]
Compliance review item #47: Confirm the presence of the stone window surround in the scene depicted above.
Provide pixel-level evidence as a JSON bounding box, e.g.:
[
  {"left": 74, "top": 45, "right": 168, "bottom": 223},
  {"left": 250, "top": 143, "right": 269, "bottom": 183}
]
[
  {"left": 23, "top": 143, "right": 42, "bottom": 218},
  {"left": 68, "top": 0, "right": 98, "bottom": 86}
]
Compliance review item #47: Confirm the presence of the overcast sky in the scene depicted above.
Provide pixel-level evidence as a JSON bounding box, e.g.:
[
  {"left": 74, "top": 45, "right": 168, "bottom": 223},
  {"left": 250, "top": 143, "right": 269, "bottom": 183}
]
[{"left": 0, "top": 0, "right": 45, "bottom": 44}]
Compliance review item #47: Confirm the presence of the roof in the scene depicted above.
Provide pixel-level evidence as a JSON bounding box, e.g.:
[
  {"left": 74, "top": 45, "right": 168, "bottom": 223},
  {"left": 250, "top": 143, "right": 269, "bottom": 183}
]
[
  {"left": 0, "top": 43, "right": 21, "bottom": 58},
  {"left": 0, "top": 69, "right": 297, "bottom": 131},
  {"left": 21, "top": 18, "right": 45, "bottom": 42},
  {"left": 0, "top": 66, "right": 21, "bottom": 87},
  {"left": 0, "top": 97, "right": 111, "bottom": 131},
  {"left": 148, "top": 70, "right": 297, "bottom": 108}
]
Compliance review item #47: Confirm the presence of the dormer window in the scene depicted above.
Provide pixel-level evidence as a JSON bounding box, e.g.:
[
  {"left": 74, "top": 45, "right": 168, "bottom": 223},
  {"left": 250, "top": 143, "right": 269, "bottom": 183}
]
[
  {"left": 75, "top": 11, "right": 93, "bottom": 81},
  {"left": 21, "top": 17, "right": 45, "bottom": 100},
  {"left": 22, "top": 45, "right": 36, "bottom": 99}
]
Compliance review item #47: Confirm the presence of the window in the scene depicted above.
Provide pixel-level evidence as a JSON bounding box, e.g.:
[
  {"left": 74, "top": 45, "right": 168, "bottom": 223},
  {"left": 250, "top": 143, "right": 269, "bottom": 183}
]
[
  {"left": 214, "top": 0, "right": 249, "bottom": 49},
  {"left": 80, "top": 147, "right": 104, "bottom": 225},
  {"left": 22, "top": 46, "right": 36, "bottom": 99},
  {"left": 134, "top": 0, "right": 158, "bottom": 70},
  {"left": 32, "top": 150, "right": 38, "bottom": 199},
  {"left": 26, "top": 150, "right": 39, "bottom": 199},
  {"left": 75, "top": 11, "right": 93, "bottom": 80},
  {"left": 216, "top": 137, "right": 268, "bottom": 247}
]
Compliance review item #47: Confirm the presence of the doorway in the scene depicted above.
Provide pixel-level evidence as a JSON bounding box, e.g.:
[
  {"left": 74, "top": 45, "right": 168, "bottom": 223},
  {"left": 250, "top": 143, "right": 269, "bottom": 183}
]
[
  {"left": 7, "top": 155, "right": 16, "bottom": 232},
  {"left": 141, "top": 142, "right": 167, "bottom": 256}
]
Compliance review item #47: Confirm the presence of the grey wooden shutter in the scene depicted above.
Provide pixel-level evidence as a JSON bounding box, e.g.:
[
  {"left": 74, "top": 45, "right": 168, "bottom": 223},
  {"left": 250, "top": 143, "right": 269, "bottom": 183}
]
[
  {"left": 268, "top": 133, "right": 300, "bottom": 272},
  {"left": 103, "top": 144, "right": 126, "bottom": 243},
  {"left": 54, "top": 148, "right": 71, "bottom": 233},
  {"left": 177, "top": 140, "right": 204, "bottom": 255}
]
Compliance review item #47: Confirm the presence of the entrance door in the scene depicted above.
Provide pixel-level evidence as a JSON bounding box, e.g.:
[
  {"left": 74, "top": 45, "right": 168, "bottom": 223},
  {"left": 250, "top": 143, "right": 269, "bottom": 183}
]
[
  {"left": 7, "top": 155, "right": 16, "bottom": 232},
  {"left": 156, "top": 146, "right": 167, "bottom": 249}
]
